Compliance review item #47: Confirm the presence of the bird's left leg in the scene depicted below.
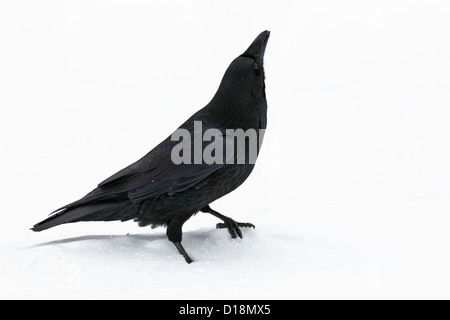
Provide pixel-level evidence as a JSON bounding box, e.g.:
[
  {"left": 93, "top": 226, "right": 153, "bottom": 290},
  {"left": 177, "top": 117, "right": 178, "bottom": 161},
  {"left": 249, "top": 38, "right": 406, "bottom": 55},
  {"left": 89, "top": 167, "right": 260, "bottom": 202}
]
[
  {"left": 200, "top": 205, "right": 255, "bottom": 239},
  {"left": 166, "top": 220, "right": 193, "bottom": 264}
]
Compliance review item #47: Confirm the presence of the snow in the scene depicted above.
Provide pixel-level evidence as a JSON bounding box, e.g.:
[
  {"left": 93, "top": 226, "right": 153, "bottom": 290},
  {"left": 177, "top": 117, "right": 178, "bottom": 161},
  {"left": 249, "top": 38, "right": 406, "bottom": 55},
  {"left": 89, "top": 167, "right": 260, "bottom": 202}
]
[{"left": 1, "top": 1, "right": 450, "bottom": 299}]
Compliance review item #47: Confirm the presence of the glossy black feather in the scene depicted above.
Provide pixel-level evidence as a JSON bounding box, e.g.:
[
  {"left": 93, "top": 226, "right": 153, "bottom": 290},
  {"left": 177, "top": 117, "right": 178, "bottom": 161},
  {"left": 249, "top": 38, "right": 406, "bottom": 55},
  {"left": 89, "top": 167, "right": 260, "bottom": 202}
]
[{"left": 32, "top": 31, "right": 270, "bottom": 250}]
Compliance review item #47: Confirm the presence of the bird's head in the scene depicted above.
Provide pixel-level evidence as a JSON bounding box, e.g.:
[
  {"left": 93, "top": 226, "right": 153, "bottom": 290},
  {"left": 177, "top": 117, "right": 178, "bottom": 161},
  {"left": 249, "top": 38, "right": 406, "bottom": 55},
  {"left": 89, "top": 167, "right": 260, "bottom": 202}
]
[
  {"left": 207, "top": 31, "right": 270, "bottom": 128},
  {"left": 213, "top": 31, "right": 270, "bottom": 102},
  {"left": 240, "top": 30, "right": 270, "bottom": 81}
]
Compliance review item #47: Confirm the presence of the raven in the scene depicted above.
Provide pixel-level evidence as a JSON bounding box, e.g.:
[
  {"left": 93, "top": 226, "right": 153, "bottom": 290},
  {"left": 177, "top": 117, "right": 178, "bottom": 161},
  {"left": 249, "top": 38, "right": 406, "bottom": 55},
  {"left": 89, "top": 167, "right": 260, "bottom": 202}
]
[{"left": 32, "top": 31, "right": 270, "bottom": 263}]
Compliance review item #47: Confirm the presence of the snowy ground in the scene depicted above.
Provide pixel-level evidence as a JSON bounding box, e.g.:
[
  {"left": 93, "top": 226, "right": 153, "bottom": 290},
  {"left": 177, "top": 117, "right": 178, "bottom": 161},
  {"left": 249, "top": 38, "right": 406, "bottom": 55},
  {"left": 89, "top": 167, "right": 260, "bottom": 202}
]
[{"left": 1, "top": 1, "right": 450, "bottom": 299}]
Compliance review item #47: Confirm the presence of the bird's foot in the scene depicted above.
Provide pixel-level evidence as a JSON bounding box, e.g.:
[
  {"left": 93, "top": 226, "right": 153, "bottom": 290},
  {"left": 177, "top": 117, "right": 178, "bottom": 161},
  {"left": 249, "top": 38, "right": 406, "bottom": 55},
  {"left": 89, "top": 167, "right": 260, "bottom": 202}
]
[
  {"left": 216, "top": 217, "right": 255, "bottom": 239},
  {"left": 201, "top": 205, "right": 255, "bottom": 239}
]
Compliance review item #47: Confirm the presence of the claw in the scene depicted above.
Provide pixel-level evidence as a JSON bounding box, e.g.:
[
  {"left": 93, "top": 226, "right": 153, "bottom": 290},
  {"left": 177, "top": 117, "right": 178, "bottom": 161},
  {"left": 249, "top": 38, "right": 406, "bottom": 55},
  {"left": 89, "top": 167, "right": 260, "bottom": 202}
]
[
  {"left": 201, "top": 206, "right": 255, "bottom": 239},
  {"left": 216, "top": 218, "right": 255, "bottom": 239}
]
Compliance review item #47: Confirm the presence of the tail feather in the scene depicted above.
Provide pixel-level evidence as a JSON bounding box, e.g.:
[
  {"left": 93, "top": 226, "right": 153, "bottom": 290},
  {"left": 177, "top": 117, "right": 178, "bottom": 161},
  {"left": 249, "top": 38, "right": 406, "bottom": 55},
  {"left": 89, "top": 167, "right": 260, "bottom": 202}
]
[{"left": 31, "top": 200, "right": 138, "bottom": 232}]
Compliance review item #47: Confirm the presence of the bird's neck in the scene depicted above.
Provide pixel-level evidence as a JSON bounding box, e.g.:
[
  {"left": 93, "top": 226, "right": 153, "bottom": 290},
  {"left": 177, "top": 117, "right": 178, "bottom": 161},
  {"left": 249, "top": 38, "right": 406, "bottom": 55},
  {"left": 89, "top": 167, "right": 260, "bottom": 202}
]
[{"left": 207, "top": 89, "right": 266, "bottom": 131}]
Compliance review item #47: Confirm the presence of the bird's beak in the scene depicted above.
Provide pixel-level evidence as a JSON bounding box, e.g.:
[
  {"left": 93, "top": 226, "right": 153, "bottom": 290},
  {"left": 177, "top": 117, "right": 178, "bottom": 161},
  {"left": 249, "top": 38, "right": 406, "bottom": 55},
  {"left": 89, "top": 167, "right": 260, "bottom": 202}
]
[{"left": 242, "top": 30, "right": 270, "bottom": 64}]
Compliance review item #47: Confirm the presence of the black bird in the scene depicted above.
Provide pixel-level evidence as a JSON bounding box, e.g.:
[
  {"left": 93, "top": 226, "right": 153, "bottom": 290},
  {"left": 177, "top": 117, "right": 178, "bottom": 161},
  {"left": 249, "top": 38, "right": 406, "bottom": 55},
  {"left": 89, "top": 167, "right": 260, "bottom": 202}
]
[{"left": 32, "top": 31, "right": 270, "bottom": 263}]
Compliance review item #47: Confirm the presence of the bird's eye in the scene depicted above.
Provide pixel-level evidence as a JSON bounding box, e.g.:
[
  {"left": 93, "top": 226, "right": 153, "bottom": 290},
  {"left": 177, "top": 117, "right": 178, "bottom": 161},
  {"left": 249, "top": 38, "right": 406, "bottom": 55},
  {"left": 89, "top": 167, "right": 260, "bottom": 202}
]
[{"left": 253, "top": 63, "right": 259, "bottom": 70}]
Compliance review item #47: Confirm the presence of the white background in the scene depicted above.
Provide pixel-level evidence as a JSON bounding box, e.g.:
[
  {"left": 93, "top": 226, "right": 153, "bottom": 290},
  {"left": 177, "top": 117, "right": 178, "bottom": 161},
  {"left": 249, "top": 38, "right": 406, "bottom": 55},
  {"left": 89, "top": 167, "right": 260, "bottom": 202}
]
[{"left": 1, "top": 0, "right": 450, "bottom": 299}]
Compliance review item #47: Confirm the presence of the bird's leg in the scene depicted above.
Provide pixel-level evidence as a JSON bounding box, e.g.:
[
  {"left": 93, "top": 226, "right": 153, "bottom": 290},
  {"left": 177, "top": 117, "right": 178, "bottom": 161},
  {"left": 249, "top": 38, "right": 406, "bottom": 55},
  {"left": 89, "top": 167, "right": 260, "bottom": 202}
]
[
  {"left": 200, "top": 205, "right": 255, "bottom": 239},
  {"left": 173, "top": 242, "right": 193, "bottom": 264},
  {"left": 167, "top": 221, "right": 193, "bottom": 264}
]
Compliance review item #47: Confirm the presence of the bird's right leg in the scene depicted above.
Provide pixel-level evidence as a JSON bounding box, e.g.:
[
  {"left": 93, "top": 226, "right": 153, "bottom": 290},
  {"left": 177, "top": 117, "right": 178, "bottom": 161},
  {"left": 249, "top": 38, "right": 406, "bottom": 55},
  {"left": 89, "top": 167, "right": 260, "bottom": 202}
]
[{"left": 166, "top": 221, "right": 193, "bottom": 264}]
